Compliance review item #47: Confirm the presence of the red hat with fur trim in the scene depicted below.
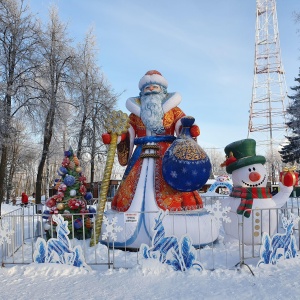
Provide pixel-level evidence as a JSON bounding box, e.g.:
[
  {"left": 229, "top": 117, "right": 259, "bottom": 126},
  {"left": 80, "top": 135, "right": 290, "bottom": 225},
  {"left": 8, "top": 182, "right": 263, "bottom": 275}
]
[{"left": 138, "top": 70, "right": 168, "bottom": 91}]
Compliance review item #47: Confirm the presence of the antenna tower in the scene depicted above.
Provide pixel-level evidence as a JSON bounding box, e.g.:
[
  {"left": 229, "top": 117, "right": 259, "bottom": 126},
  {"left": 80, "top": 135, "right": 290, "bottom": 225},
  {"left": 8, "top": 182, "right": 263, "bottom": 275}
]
[{"left": 248, "top": 0, "right": 288, "bottom": 184}]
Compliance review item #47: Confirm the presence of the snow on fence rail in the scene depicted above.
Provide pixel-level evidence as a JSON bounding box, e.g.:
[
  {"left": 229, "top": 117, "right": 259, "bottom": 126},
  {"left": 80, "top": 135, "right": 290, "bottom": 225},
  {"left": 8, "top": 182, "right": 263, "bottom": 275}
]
[{"left": 1, "top": 197, "right": 300, "bottom": 271}]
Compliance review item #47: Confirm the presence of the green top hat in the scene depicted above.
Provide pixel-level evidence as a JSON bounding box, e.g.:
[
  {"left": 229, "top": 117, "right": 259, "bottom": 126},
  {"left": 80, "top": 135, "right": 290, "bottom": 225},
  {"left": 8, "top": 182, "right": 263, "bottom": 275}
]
[{"left": 224, "top": 139, "right": 266, "bottom": 174}]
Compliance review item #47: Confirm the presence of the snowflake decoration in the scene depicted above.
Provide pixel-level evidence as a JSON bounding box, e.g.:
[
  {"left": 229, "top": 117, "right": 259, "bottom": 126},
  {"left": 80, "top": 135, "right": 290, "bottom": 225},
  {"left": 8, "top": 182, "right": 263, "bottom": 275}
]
[
  {"left": 102, "top": 216, "right": 123, "bottom": 241},
  {"left": 192, "top": 170, "right": 198, "bottom": 176},
  {"left": 182, "top": 167, "right": 187, "bottom": 174},
  {"left": 170, "top": 171, "right": 178, "bottom": 178},
  {"left": 288, "top": 213, "right": 300, "bottom": 224},
  {"left": 0, "top": 222, "right": 14, "bottom": 245},
  {"left": 205, "top": 200, "right": 231, "bottom": 229}
]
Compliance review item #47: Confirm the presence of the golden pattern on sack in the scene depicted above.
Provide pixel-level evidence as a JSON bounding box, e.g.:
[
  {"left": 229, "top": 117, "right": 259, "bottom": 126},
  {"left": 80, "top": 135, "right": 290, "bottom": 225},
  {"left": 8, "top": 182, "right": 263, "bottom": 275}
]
[
  {"left": 173, "top": 140, "right": 206, "bottom": 160},
  {"left": 117, "top": 141, "right": 129, "bottom": 166}
]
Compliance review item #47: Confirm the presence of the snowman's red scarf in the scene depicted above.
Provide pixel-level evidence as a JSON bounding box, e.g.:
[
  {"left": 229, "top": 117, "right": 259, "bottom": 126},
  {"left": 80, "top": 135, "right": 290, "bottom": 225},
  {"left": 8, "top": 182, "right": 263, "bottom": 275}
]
[{"left": 230, "top": 187, "right": 272, "bottom": 218}]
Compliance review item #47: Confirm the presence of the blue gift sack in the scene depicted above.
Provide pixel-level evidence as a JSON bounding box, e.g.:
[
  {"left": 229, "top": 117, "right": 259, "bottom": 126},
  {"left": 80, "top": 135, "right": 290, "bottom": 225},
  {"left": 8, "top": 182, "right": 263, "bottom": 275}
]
[{"left": 162, "top": 116, "right": 211, "bottom": 192}]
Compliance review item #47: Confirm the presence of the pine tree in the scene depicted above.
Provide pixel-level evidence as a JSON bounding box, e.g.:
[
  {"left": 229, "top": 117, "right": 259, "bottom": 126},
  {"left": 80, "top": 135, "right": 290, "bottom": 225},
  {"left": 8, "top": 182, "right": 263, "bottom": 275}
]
[
  {"left": 43, "top": 147, "right": 95, "bottom": 240},
  {"left": 279, "top": 73, "right": 300, "bottom": 163}
]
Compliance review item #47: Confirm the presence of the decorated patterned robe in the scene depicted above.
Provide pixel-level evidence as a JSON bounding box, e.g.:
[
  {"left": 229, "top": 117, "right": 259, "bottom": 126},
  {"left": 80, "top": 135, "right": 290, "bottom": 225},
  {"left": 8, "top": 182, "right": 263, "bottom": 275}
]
[{"left": 111, "top": 92, "right": 203, "bottom": 212}]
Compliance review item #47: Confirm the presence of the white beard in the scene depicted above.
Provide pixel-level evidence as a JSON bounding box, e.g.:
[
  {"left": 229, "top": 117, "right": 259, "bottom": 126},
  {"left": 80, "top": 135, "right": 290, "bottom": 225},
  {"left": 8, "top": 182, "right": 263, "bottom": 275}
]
[{"left": 140, "top": 92, "right": 165, "bottom": 134}]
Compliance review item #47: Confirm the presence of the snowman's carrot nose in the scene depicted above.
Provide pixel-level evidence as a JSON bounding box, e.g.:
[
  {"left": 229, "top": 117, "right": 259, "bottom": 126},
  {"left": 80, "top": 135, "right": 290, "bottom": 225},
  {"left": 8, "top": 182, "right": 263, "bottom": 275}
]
[{"left": 249, "top": 172, "right": 261, "bottom": 182}]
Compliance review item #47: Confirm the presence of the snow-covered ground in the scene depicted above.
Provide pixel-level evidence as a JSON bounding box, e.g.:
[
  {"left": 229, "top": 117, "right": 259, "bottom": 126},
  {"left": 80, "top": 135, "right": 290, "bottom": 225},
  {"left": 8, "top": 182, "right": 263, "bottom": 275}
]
[{"left": 1, "top": 203, "right": 300, "bottom": 300}]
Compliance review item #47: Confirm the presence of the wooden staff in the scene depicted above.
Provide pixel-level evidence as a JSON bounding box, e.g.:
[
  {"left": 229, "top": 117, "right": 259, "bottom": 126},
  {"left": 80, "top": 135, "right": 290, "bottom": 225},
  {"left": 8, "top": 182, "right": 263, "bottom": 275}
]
[{"left": 90, "top": 110, "right": 129, "bottom": 247}]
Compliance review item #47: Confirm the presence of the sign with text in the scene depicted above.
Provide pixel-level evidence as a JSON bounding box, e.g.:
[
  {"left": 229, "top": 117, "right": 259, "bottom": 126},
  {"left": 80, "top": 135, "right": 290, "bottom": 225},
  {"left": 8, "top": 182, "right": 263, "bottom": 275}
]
[{"left": 124, "top": 213, "right": 139, "bottom": 223}]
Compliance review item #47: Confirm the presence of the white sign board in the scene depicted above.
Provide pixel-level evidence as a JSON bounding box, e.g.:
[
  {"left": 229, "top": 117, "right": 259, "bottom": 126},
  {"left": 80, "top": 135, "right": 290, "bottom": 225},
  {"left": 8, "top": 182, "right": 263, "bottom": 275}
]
[{"left": 124, "top": 213, "right": 139, "bottom": 223}]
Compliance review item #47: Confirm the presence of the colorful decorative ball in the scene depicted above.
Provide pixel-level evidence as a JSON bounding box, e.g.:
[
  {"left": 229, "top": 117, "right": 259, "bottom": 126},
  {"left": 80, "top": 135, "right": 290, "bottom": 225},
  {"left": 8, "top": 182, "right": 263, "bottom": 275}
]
[
  {"left": 51, "top": 207, "right": 59, "bottom": 214},
  {"left": 54, "top": 181, "right": 61, "bottom": 190},
  {"left": 63, "top": 210, "right": 71, "bottom": 218},
  {"left": 42, "top": 210, "right": 51, "bottom": 219},
  {"left": 70, "top": 189, "right": 77, "bottom": 197},
  {"left": 79, "top": 175, "right": 87, "bottom": 184},
  {"left": 64, "top": 175, "right": 76, "bottom": 186},
  {"left": 68, "top": 198, "right": 81, "bottom": 210},
  {"left": 45, "top": 197, "right": 56, "bottom": 208},
  {"left": 85, "top": 218, "right": 93, "bottom": 229},
  {"left": 58, "top": 183, "right": 67, "bottom": 192},
  {"left": 56, "top": 192, "right": 64, "bottom": 200},
  {"left": 56, "top": 203, "right": 65, "bottom": 210},
  {"left": 53, "top": 179, "right": 61, "bottom": 189},
  {"left": 44, "top": 223, "right": 51, "bottom": 231},
  {"left": 74, "top": 218, "right": 83, "bottom": 229},
  {"left": 73, "top": 156, "right": 80, "bottom": 166},
  {"left": 84, "top": 192, "right": 93, "bottom": 201},
  {"left": 79, "top": 185, "right": 87, "bottom": 195},
  {"left": 88, "top": 206, "right": 96, "bottom": 218},
  {"left": 80, "top": 199, "right": 86, "bottom": 208},
  {"left": 69, "top": 161, "right": 75, "bottom": 169},
  {"left": 62, "top": 157, "right": 70, "bottom": 167},
  {"left": 57, "top": 166, "right": 68, "bottom": 176},
  {"left": 76, "top": 166, "right": 82, "bottom": 173},
  {"left": 64, "top": 150, "right": 71, "bottom": 157}
]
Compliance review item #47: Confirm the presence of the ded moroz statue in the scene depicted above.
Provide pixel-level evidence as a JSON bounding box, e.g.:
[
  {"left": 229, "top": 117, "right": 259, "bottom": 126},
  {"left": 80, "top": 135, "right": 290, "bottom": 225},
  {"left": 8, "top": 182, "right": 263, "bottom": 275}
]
[{"left": 102, "top": 70, "right": 218, "bottom": 249}]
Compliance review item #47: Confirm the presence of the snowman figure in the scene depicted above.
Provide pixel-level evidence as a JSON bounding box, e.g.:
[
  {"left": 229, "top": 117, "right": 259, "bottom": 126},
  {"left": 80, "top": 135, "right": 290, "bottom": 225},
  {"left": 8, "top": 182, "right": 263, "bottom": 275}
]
[{"left": 221, "top": 139, "right": 296, "bottom": 245}]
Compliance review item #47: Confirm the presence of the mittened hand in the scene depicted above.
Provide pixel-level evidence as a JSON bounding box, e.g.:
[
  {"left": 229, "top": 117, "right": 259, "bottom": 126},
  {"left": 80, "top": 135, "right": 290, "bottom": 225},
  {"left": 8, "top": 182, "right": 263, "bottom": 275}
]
[
  {"left": 190, "top": 125, "right": 200, "bottom": 137},
  {"left": 119, "top": 133, "right": 128, "bottom": 143},
  {"left": 280, "top": 169, "right": 299, "bottom": 187},
  {"left": 102, "top": 133, "right": 128, "bottom": 145},
  {"left": 102, "top": 133, "right": 111, "bottom": 144}
]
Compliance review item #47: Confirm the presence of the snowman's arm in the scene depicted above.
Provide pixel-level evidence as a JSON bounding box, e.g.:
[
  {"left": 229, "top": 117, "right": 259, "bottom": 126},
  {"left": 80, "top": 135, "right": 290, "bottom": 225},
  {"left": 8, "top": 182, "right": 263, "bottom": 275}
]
[{"left": 272, "top": 182, "right": 293, "bottom": 208}]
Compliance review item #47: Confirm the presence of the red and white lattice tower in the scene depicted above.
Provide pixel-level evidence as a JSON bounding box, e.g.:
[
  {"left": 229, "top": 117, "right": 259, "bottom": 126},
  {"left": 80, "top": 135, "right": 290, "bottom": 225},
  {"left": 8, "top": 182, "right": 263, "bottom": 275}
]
[{"left": 247, "top": 0, "right": 288, "bottom": 183}]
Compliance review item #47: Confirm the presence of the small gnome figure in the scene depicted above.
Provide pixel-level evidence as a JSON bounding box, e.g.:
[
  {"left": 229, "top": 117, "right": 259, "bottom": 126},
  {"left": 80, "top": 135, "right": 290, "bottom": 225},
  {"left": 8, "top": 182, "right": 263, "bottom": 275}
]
[{"left": 220, "top": 139, "right": 298, "bottom": 245}]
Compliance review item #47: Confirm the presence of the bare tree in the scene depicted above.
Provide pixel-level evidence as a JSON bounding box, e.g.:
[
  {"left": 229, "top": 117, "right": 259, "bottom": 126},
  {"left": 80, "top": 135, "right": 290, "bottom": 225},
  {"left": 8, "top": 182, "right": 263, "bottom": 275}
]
[
  {"left": 34, "top": 6, "right": 74, "bottom": 208},
  {"left": 6, "top": 120, "right": 27, "bottom": 201},
  {"left": 69, "top": 29, "right": 117, "bottom": 192},
  {"left": 266, "top": 147, "right": 287, "bottom": 184},
  {"left": 204, "top": 148, "right": 225, "bottom": 176},
  {"left": 70, "top": 30, "right": 116, "bottom": 158},
  {"left": 0, "top": 0, "right": 40, "bottom": 211}
]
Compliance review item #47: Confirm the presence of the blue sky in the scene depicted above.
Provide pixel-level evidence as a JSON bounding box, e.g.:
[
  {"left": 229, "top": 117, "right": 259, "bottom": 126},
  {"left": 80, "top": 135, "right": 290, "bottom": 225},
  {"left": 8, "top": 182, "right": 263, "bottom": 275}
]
[{"left": 28, "top": 0, "right": 300, "bottom": 152}]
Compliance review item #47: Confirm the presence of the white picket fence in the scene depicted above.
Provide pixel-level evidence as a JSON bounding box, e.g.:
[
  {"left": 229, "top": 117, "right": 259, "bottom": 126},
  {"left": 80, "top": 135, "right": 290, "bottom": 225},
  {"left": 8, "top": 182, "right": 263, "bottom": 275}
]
[{"left": 0, "top": 197, "right": 299, "bottom": 271}]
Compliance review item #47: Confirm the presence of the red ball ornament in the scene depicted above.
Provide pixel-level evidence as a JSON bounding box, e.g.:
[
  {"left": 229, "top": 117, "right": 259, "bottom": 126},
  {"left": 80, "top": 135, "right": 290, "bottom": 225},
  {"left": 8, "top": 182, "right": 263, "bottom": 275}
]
[
  {"left": 62, "top": 157, "right": 70, "bottom": 167},
  {"left": 68, "top": 198, "right": 78, "bottom": 210},
  {"left": 280, "top": 169, "right": 299, "bottom": 187},
  {"left": 58, "top": 183, "right": 67, "bottom": 192},
  {"left": 46, "top": 197, "right": 56, "bottom": 208},
  {"left": 56, "top": 192, "right": 64, "bottom": 201},
  {"left": 79, "top": 185, "right": 87, "bottom": 195},
  {"left": 79, "top": 175, "right": 87, "bottom": 184}
]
